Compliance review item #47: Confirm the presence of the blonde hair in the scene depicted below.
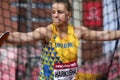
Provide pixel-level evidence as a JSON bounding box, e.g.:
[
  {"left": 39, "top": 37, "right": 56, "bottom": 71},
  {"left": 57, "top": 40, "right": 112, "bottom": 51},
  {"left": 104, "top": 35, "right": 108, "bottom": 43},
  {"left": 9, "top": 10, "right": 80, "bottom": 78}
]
[{"left": 52, "top": 0, "right": 72, "bottom": 12}]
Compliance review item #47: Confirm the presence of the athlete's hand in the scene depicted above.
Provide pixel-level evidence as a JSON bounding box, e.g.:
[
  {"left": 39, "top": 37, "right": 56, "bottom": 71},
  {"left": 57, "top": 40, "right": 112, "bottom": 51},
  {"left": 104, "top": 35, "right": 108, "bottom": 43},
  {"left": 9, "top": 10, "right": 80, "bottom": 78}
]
[{"left": 0, "top": 32, "right": 9, "bottom": 47}]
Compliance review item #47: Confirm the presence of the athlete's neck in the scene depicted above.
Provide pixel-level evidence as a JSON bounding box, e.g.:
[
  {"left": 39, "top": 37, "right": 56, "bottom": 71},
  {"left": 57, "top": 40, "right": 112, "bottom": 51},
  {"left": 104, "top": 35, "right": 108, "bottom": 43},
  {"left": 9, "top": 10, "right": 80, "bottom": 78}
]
[{"left": 56, "top": 23, "right": 68, "bottom": 34}]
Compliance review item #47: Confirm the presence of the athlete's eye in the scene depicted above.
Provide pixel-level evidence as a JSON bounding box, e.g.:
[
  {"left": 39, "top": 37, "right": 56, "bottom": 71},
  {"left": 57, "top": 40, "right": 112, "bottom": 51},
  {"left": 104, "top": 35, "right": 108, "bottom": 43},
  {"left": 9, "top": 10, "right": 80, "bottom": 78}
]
[
  {"left": 51, "top": 11, "right": 55, "bottom": 14},
  {"left": 51, "top": 10, "right": 65, "bottom": 14},
  {"left": 57, "top": 10, "right": 64, "bottom": 14},
  {"left": 51, "top": 10, "right": 56, "bottom": 14}
]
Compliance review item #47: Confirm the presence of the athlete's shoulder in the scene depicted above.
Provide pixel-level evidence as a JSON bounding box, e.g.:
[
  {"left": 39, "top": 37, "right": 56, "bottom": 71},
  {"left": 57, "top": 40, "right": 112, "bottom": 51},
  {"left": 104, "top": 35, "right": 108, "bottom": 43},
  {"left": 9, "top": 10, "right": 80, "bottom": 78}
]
[
  {"left": 46, "top": 24, "right": 53, "bottom": 30},
  {"left": 34, "top": 24, "right": 53, "bottom": 32},
  {"left": 74, "top": 26, "right": 89, "bottom": 32},
  {"left": 74, "top": 26, "right": 88, "bottom": 39},
  {"left": 32, "top": 24, "right": 53, "bottom": 39}
]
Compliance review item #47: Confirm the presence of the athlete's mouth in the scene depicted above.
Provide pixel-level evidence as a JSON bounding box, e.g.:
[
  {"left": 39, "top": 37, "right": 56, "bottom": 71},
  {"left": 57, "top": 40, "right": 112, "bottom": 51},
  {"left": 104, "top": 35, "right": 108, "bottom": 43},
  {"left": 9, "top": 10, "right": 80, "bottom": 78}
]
[{"left": 53, "top": 20, "right": 61, "bottom": 23}]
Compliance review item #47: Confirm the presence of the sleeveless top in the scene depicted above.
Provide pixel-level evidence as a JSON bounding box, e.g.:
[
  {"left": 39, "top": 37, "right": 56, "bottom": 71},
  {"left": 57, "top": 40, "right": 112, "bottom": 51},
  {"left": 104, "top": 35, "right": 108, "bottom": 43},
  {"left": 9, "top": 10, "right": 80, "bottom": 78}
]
[{"left": 38, "top": 23, "right": 79, "bottom": 80}]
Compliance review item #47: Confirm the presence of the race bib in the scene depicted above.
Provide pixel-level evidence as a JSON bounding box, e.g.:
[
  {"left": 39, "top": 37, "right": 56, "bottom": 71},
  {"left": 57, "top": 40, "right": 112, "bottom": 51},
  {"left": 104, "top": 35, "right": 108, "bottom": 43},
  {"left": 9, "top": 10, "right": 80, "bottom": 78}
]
[{"left": 54, "top": 61, "right": 78, "bottom": 80}]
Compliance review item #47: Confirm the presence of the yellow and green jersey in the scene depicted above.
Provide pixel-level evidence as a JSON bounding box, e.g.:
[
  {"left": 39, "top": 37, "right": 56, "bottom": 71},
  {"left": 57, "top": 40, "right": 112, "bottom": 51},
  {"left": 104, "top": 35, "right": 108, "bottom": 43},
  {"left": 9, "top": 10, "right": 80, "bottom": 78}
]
[{"left": 38, "top": 23, "right": 79, "bottom": 80}]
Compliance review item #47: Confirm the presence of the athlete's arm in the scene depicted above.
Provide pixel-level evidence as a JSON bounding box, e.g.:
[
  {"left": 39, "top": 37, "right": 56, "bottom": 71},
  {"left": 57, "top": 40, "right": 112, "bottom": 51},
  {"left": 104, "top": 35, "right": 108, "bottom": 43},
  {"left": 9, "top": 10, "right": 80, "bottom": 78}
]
[
  {"left": 77, "top": 26, "right": 120, "bottom": 41},
  {"left": 6, "top": 26, "right": 49, "bottom": 44}
]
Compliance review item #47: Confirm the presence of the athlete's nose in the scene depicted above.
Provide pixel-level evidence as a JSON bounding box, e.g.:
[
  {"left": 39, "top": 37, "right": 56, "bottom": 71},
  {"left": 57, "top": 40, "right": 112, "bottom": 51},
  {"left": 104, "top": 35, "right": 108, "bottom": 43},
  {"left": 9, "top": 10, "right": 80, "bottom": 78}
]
[{"left": 54, "top": 12, "right": 58, "bottom": 18}]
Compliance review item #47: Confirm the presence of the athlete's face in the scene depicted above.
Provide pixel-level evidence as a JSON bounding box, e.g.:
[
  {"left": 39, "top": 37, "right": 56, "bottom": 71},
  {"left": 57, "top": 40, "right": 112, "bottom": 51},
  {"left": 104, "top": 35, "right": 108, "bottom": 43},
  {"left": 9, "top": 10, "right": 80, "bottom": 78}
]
[{"left": 52, "top": 3, "right": 71, "bottom": 26}]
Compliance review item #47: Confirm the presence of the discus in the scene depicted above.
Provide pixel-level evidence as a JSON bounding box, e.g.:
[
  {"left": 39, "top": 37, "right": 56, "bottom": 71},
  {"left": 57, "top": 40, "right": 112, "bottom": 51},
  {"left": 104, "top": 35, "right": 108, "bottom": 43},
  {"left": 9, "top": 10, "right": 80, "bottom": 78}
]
[{"left": 0, "top": 32, "right": 10, "bottom": 47}]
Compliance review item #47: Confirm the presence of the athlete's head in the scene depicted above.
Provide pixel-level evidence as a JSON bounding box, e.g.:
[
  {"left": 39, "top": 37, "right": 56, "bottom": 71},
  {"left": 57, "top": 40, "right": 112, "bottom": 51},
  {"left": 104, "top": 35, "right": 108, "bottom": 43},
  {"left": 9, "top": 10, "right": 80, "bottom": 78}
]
[{"left": 52, "top": 0, "right": 72, "bottom": 26}]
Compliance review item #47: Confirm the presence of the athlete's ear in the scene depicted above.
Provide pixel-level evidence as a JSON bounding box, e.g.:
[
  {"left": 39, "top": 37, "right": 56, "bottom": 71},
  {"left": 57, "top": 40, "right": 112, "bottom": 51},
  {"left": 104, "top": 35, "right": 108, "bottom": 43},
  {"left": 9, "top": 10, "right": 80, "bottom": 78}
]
[{"left": 67, "top": 11, "right": 72, "bottom": 19}]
